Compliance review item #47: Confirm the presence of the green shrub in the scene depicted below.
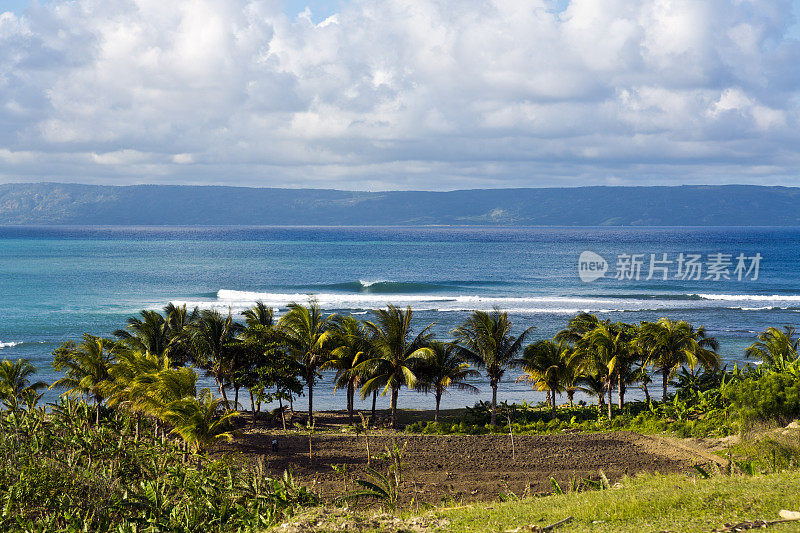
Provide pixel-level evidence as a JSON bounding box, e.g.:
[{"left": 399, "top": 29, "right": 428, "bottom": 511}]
[
  {"left": 0, "top": 403, "right": 318, "bottom": 532},
  {"left": 724, "top": 370, "right": 800, "bottom": 427}
]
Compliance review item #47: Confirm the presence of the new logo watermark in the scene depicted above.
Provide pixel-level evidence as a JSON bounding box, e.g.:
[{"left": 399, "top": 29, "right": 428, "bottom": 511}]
[
  {"left": 577, "top": 251, "right": 762, "bottom": 283},
  {"left": 578, "top": 251, "right": 608, "bottom": 282}
]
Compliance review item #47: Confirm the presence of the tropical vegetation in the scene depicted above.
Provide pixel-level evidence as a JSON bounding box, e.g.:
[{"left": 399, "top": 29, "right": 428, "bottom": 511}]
[{"left": 2, "top": 299, "right": 800, "bottom": 529}]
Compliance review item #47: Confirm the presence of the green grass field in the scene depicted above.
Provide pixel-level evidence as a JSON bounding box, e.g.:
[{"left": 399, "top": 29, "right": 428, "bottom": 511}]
[
  {"left": 433, "top": 471, "right": 800, "bottom": 532},
  {"left": 272, "top": 470, "right": 800, "bottom": 532}
]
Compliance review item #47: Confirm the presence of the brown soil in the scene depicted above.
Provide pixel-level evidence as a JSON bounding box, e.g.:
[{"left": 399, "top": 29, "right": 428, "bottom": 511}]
[{"left": 224, "top": 411, "right": 710, "bottom": 504}]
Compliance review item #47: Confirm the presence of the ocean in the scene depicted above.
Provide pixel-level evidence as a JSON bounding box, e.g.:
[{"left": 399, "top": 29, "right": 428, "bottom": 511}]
[{"left": 1, "top": 225, "right": 798, "bottom": 411}]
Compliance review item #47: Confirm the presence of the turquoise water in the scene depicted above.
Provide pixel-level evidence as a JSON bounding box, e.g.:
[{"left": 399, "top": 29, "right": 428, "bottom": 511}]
[{"left": 1, "top": 226, "right": 798, "bottom": 410}]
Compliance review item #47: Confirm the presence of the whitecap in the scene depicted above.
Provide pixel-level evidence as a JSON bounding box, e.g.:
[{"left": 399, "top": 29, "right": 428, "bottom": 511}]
[{"left": 697, "top": 293, "right": 800, "bottom": 301}]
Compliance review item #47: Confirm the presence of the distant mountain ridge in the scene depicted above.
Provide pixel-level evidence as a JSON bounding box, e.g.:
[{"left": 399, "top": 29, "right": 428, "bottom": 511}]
[{"left": 1, "top": 182, "right": 799, "bottom": 226}]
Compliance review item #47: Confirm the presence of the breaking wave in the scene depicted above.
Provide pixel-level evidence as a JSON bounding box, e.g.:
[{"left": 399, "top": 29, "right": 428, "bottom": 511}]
[{"left": 167, "top": 289, "right": 800, "bottom": 316}]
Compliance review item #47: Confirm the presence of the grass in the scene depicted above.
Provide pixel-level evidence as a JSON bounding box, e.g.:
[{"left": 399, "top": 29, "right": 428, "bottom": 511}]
[
  {"left": 432, "top": 471, "right": 800, "bottom": 532},
  {"left": 269, "top": 426, "right": 800, "bottom": 532},
  {"left": 270, "top": 470, "right": 800, "bottom": 531}
]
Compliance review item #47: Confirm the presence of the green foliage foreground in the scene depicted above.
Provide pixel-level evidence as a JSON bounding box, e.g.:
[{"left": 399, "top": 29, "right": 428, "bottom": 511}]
[
  {"left": 0, "top": 400, "right": 318, "bottom": 532},
  {"left": 432, "top": 471, "right": 800, "bottom": 532}
]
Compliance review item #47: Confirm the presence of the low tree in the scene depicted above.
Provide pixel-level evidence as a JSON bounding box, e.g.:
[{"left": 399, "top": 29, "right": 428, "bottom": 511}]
[
  {"left": 517, "top": 339, "right": 571, "bottom": 418},
  {"left": 746, "top": 326, "right": 799, "bottom": 371},
  {"left": 0, "top": 358, "right": 46, "bottom": 413},
  {"left": 415, "top": 341, "right": 479, "bottom": 421},
  {"left": 247, "top": 342, "right": 304, "bottom": 429},
  {"left": 164, "top": 390, "right": 239, "bottom": 455},
  {"left": 636, "top": 318, "right": 720, "bottom": 401},
  {"left": 51, "top": 335, "right": 116, "bottom": 424},
  {"left": 576, "top": 374, "right": 607, "bottom": 410}
]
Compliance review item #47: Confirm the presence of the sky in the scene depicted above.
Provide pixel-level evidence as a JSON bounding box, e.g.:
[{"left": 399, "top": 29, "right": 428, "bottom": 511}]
[{"left": 1, "top": 0, "right": 800, "bottom": 190}]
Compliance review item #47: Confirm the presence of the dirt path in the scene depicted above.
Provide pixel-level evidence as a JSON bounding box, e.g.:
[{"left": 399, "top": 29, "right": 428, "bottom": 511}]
[{"left": 228, "top": 427, "right": 709, "bottom": 503}]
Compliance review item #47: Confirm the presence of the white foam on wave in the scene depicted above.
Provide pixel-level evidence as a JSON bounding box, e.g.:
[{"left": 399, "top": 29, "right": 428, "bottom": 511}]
[
  {"left": 0, "top": 341, "right": 20, "bottom": 349},
  {"left": 358, "top": 279, "right": 387, "bottom": 287},
  {"left": 167, "top": 289, "right": 800, "bottom": 316},
  {"left": 698, "top": 293, "right": 800, "bottom": 301},
  {"left": 167, "top": 289, "right": 711, "bottom": 315}
]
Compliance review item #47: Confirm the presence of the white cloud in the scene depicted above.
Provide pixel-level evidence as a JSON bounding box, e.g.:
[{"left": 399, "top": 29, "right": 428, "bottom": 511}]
[{"left": 0, "top": 0, "right": 799, "bottom": 189}]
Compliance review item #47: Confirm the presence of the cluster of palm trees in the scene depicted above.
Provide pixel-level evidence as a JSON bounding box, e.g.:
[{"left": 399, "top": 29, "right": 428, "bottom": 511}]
[
  {"left": 520, "top": 313, "right": 721, "bottom": 420},
  {"left": 3, "top": 301, "right": 727, "bottom": 446},
  {"left": 41, "top": 301, "right": 525, "bottom": 430}
]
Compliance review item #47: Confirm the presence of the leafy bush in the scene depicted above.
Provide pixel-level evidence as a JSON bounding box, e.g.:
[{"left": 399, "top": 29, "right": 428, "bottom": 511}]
[
  {"left": 724, "top": 370, "right": 800, "bottom": 427},
  {"left": 0, "top": 401, "right": 318, "bottom": 532}
]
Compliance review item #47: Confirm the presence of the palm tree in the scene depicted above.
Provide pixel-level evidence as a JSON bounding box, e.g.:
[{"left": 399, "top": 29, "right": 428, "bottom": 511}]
[
  {"left": 322, "top": 315, "right": 371, "bottom": 424},
  {"left": 555, "top": 312, "right": 606, "bottom": 344},
  {"left": 517, "top": 340, "right": 571, "bottom": 418},
  {"left": 453, "top": 309, "right": 533, "bottom": 426},
  {"left": 635, "top": 318, "right": 720, "bottom": 401},
  {"left": 164, "top": 390, "right": 238, "bottom": 455},
  {"left": 115, "top": 304, "right": 199, "bottom": 367},
  {"left": 611, "top": 322, "right": 639, "bottom": 409},
  {"left": 51, "top": 335, "right": 116, "bottom": 424},
  {"left": 415, "top": 341, "right": 479, "bottom": 421},
  {"left": 163, "top": 303, "right": 199, "bottom": 366},
  {"left": 114, "top": 309, "right": 171, "bottom": 357},
  {"left": 576, "top": 374, "right": 607, "bottom": 409},
  {"left": 105, "top": 349, "right": 198, "bottom": 438},
  {"left": 746, "top": 326, "right": 798, "bottom": 371},
  {"left": 0, "top": 358, "right": 46, "bottom": 412},
  {"left": 278, "top": 300, "right": 335, "bottom": 425},
  {"left": 357, "top": 305, "right": 434, "bottom": 429},
  {"left": 109, "top": 350, "right": 197, "bottom": 419},
  {"left": 242, "top": 301, "right": 275, "bottom": 329},
  {"left": 576, "top": 323, "right": 627, "bottom": 420},
  {"left": 561, "top": 349, "right": 584, "bottom": 407},
  {"left": 188, "top": 309, "right": 242, "bottom": 407}
]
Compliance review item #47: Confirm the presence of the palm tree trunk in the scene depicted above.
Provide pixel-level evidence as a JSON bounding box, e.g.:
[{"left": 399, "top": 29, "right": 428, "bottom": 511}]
[
  {"left": 662, "top": 369, "right": 669, "bottom": 402},
  {"left": 95, "top": 396, "right": 101, "bottom": 426},
  {"left": 643, "top": 382, "right": 651, "bottom": 403},
  {"left": 278, "top": 395, "right": 286, "bottom": 430},
  {"left": 618, "top": 374, "right": 625, "bottom": 409},
  {"left": 234, "top": 386, "right": 240, "bottom": 411},
  {"left": 347, "top": 382, "right": 354, "bottom": 425},
  {"left": 370, "top": 390, "right": 377, "bottom": 428},
  {"left": 567, "top": 389, "right": 575, "bottom": 407},
  {"left": 307, "top": 381, "right": 314, "bottom": 425},
  {"left": 435, "top": 389, "right": 442, "bottom": 422},
  {"left": 551, "top": 390, "right": 557, "bottom": 419},
  {"left": 216, "top": 377, "right": 229, "bottom": 407},
  {"left": 607, "top": 384, "right": 613, "bottom": 420},
  {"left": 390, "top": 386, "right": 399, "bottom": 429},
  {"left": 249, "top": 391, "right": 256, "bottom": 426},
  {"left": 491, "top": 381, "right": 498, "bottom": 426}
]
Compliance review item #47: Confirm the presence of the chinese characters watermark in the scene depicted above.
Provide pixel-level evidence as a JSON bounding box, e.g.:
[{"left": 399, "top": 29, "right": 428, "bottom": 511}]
[{"left": 578, "top": 251, "right": 762, "bottom": 283}]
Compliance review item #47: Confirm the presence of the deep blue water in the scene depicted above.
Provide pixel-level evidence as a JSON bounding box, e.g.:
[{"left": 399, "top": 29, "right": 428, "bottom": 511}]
[{"left": 1, "top": 226, "right": 798, "bottom": 411}]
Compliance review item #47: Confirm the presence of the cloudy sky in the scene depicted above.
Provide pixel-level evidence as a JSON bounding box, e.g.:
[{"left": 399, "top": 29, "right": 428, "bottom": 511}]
[{"left": 1, "top": 0, "right": 800, "bottom": 190}]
